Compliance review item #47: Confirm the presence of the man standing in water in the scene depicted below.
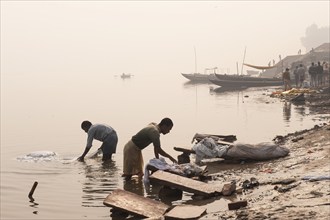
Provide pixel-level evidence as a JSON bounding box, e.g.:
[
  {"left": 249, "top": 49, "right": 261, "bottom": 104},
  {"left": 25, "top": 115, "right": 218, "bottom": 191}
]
[
  {"left": 122, "top": 117, "right": 177, "bottom": 181},
  {"left": 78, "top": 120, "right": 118, "bottom": 162},
  {"left": 282, "top": 68, "right": 291, "bottom": 91}
]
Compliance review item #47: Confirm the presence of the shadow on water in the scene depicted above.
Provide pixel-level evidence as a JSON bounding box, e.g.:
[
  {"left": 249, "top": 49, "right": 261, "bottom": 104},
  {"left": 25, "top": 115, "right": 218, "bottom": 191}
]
[
  {"left": 293, "top": 102, "right": 307, "bottom": 116},
  {"left": 209, "top": 86, "right": 248, "bottom": 94},
  {"left": 81, "top": 160, "right": 119, "bottom": 207},
  {"left": 123, "top": 178, "right": 144, "bottom": 197},
  {"left": 183, "top": 81, "right": 212, "bottom": 88}
]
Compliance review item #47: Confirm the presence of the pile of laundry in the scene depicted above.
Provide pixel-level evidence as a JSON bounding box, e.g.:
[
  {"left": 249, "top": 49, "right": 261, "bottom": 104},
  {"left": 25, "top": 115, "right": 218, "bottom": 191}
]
[
  {"left": 143, "top": 157, "right": 206, "bottom": 184},
  {"left": 192, "top": 138, "right": 290, "bottom": 163}
]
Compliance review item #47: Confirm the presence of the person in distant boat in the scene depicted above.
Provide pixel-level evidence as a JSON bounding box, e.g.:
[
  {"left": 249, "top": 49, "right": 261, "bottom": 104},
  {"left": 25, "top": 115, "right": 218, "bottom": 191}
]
[
  {"left": 122, "top": 117, "right": 177, "bottom": 181},
  {"left": 282, "top": 68, "right": 291, "bottom": 91},
  {"left": 77, "top": 120, "right": 118, "bottom": 162}
]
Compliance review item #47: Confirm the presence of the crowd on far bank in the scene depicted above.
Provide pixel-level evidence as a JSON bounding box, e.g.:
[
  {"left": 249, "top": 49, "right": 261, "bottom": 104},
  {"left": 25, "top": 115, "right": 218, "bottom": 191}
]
[{"left": 282, "top": 61, "right": 329, "bottom": 91}]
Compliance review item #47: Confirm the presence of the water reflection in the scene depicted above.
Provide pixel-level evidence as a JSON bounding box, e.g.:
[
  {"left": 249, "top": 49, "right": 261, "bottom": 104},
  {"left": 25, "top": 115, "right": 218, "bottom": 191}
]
[
  {"left": 293, "top": 103, "right": 307, "bottom": 118},
  {"left": 183, "top": 81, "right": 211, "bottom": 88},
  {"left": 81, "top": 160, "right": 119, "bottom": 207},
  {"left": 123, "top": 178, "right": 144, "bottom": 197},
  {"left": 283, "top": 101, "right": 291, "bottom": 122},
  {"left": 29, "top": 198, "right": 39, "bottom": 215},
  {"left": 209, "top": 86, "right": 247, "bottom": 94}
]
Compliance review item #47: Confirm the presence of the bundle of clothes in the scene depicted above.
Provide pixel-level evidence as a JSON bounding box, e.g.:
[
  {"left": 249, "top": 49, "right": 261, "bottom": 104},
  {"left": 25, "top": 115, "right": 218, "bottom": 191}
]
[
  {"left": 143, "top": 157, "right": 206, "bottom": 184},
  {"left": 192, "top": 137, "right": 290, "bottom": 163}
]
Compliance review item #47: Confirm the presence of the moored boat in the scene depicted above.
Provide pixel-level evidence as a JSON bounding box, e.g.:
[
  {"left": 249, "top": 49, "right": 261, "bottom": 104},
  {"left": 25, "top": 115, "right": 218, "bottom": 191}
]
[
  {"left": 121, "top": 73, "right": 132, "bottom": 79},
  {"left": 210, "top": 73, "right": 283, "bottom": 88},
  {"left": 181, "top": 73, "right": 214, "bottom": 83}
]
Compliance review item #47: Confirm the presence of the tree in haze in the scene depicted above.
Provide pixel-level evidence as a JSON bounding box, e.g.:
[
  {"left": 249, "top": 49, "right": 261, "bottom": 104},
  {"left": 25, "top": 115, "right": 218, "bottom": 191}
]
[{"left": 301, "top": 24, "right": 330, "bottom": 52}]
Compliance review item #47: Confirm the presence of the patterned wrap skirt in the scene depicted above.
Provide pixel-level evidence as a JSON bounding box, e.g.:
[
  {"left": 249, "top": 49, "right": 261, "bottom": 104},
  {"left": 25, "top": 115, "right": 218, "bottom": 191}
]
[{"left": 123, "top": 140, "right": 144, "bottom": 176}]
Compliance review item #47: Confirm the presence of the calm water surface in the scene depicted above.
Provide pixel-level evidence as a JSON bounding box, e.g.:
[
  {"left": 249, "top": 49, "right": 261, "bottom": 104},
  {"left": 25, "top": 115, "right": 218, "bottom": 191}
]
[{"left": 1, "top": 73, "right": 328, "bottom": 219}]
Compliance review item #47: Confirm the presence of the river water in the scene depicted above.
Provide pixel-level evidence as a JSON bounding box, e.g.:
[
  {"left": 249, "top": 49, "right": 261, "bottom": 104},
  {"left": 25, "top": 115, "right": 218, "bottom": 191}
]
[{"left": 1, "top": 73, "right": 327, "bottom": 219}]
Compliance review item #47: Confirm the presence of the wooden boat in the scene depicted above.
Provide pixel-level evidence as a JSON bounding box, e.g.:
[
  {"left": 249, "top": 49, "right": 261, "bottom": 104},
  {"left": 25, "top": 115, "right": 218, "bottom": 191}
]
[
  {"left": 181, "top": 67, "right": 218, "bottom": 83},
  {"left": 210, "top": 73, "right": 283, "bottom": 88},
  {"left": 181, "top": 73, "right": 214, "bottom": 83},
  {"left": 120, "top": 73, "right": 132, "bottom": 79},
  {"left": 181, "top": 47, "right": 216, "bottom": 83}
]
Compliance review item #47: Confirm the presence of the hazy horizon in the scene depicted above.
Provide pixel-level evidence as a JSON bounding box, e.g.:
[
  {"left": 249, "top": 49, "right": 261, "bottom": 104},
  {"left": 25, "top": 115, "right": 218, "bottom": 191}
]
[{"left": 1, "top": 1, "right": 329, "bottom": 76}]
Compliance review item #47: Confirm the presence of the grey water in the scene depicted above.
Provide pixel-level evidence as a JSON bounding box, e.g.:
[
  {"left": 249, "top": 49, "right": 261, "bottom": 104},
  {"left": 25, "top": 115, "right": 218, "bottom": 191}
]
[{"left": 1, "top": 72, "right": 328, "bottom": 219}]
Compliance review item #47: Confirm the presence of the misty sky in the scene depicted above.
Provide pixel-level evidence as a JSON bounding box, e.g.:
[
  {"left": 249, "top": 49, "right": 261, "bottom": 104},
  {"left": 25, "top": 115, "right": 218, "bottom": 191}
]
[{"left": 1, "top": 1, "right": 329, "bottom": 76}]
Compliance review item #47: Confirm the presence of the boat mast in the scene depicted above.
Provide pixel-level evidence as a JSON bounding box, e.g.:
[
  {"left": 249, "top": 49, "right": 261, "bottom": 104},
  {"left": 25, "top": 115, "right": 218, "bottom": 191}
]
[
  {"left": 241, "top": 46, "right": 247, "bottom": 75},
  {"left": 236, "top": 62, "right": 239, "bottom": 75},
  {"left": 194, "top": 46, "right": 197, "bottom": 73}
]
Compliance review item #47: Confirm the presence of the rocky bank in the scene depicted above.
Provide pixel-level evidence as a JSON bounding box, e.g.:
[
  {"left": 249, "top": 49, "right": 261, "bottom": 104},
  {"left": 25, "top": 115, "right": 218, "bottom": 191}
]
[{"left": 201, "top": 87, "right": 330, "bottom": 220}]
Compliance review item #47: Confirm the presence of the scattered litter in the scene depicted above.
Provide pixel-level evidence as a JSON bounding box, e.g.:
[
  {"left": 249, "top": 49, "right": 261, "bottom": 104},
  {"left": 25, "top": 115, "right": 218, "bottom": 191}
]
[
  {"left": 144, "top": 158, "right": 206, "bottom": 184},
  {"left": 271, "top": 178, "right": 296, "bottom": 185},
  {"left": 228, "top": 200, "right": 248, "bottom": 210},
  {"left": 242, "top": 177, "right": 259, "bottom": 189},
  {"left": 274, "top": 182, "right": 301, "bottom": 192}
]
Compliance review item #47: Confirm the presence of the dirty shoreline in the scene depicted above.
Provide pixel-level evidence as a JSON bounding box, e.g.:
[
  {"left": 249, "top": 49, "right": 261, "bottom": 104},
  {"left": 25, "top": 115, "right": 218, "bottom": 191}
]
[
  {"left": 199, "top": 87, "right": 330, "bottom": 220},
  {"left": 108, "top": 87, "right": 330, "bottom": 220}
]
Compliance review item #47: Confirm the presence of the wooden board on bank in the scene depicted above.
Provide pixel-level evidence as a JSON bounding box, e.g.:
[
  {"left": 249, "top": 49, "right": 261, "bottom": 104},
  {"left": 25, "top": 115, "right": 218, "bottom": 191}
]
[
  {"left": 173, "top": 141, "right": 234, "bottom": 154},
  {"left": 149, "top": 170, "right": 221, "bottom": 196},
  {"left": 174, "top": 140, "right": 234, "bottom": 154},
  {"left": 173, "top": 146, "right": 196, "bottom": 154},
  {"left": 103, "top": 189, "right": 169, "bottom": 218}
]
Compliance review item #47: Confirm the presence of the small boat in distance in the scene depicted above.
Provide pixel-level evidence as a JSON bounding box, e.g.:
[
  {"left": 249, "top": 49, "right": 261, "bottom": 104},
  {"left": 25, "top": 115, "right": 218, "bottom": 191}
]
[
  {"left": 120, "top": 73, "right": 132, "bottom": 79},
  {"left": 210, "top": 73, "right": 283, "bottom": 88}
]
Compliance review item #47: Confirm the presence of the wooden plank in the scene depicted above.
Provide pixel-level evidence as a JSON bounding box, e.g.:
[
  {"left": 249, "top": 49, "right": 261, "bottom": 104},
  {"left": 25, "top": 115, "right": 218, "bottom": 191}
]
[
  {"left": 103, "top": 189, "right": 169, "bottom": 218},
  {"left": 173, "top": 146, "right": 195, "bottom": 154},
  {"left": 192, "top": 133, "right": 237, "bottom": 143},
  {"left": 164, "top": 205, "right": 207, "bottom": 219},
  {"left": 216, "top": 140, "right": 234, "bottom": 146},
  {"left": 174, "top": 141, "right": 233, "bottom": 155},
  {"left": 228, "top": 200, "right": 248, "bottom": 210},
  {"left": 149, "top": 170, "right": 221, "bottom": 196}
]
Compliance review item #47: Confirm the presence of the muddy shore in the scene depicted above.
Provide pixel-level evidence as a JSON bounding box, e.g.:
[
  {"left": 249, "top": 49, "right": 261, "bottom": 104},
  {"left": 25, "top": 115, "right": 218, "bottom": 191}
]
[{"left": 200, "top": 87, "right": 330, "bottom": 220}]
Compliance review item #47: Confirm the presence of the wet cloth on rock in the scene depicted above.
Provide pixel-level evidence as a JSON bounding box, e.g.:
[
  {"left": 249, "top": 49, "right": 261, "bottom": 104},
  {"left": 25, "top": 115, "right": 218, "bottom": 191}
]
[
  {"left": 191, "top": 138, "right": 289, "bottom": 163},
  {"left": 192, "top": 137, "right": 230, "bottom": 163},
  {"left": 226, "top": 142, "right": 290, "bottom": 160},
  {"left": 143, "top": 158, "right": 205, "bottom": 184}
]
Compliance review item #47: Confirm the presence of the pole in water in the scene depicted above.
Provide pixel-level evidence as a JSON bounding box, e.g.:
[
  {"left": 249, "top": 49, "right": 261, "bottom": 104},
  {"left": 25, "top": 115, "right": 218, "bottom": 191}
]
[{"left": 28, "top": 181, "right": 38, "bottom": 199}]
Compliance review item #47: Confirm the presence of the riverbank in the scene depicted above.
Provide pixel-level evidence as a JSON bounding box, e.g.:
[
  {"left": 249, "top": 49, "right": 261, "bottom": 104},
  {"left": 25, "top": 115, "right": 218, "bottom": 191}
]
[{"left": 201, "top": 87, "right": 330, "bottom": 219}]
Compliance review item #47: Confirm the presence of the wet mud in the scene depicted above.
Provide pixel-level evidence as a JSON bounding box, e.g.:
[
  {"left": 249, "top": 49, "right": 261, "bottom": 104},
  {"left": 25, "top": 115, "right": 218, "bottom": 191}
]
[{"left": 199, "top": 87, "right": 330, "bottom": 219}]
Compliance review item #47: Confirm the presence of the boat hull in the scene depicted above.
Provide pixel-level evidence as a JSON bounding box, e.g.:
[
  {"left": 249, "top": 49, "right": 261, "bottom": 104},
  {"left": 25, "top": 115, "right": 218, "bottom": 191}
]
[
  {"left": 211, "top": 74, "right": 283, "bottom": 88},
  {"left": 181, "top": 73, "right": 214, "bottom": 83}
]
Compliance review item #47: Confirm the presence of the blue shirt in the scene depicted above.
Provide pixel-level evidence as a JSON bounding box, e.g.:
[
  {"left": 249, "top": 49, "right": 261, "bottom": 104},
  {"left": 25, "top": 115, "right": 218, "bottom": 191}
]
[{"left": 86, "top": 124, "right": 115, "bottom": 148}]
